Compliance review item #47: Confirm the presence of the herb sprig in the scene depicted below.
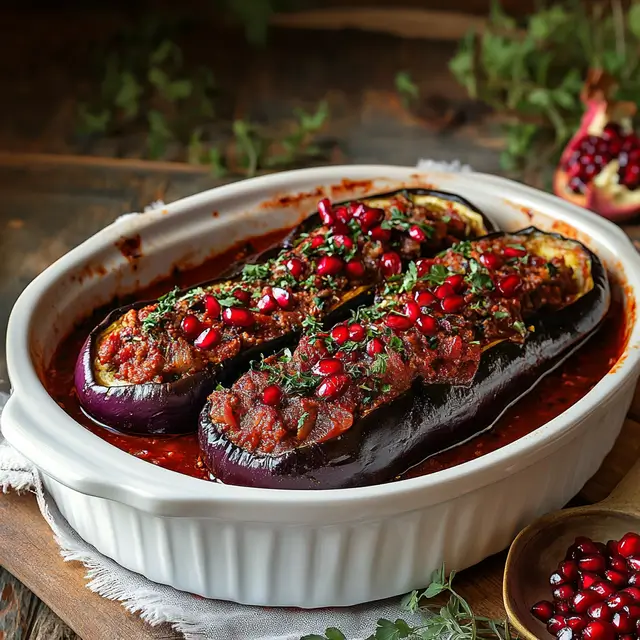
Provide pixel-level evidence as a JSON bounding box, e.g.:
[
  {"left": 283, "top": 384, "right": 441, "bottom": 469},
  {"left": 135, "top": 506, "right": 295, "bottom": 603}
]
[{"left": 302, "top": 564, "right": 514, "bottom": 640}]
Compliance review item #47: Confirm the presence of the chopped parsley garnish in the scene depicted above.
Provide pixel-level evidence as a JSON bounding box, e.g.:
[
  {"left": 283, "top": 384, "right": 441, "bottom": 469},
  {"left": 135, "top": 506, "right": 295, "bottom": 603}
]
[
  {"left": 513, "top": 320, "right": 528, "bottom": 336},
  {"left": 493, "top": 311, "right": 510, "bottom": 319},
  {"left": 507, "top": 243, "right": 526, "bottom": 251},
  {"left": 296, "top": 412, "right": 310, "bottom": 434},
  {"left": 278, "top": 370, "right": 320, "bottom": 395},
  {"left": 427, "top": 336, "right": 439, "bottom": 350},
  {"left": 216, "top": 295, "right": 243, "bottom": 308},
  {"left": 214, "top": 382, "right": 226, "bottom": 392},
  {"left": 241, "top": 261, "right": 271, "bottom": 282},
  {"left": 388, "top": 334, "right": 406, "bottom": 354},
  {"left": 370, "top": 353, "right": 388, "bottom": 375},
  {"left": 425, "top": 264, "right": 449, "bottom": 286},
  {"left": 465, "top": 259, "right": 494, "bottom": 294},
  {"left": 180, "top": 286, "right": 205, "bottom": 305},
  {"left": 441, "top": 215, "right": 451, "bottom": 223},
  {"left": 380, "top": 207, "right": 434, "bottom": 237},
  {"left": 301, "top": 315, "right": 323, "bottom": 336},
  {"left": 449, "top": 240, "right": 473, "bottom": 258},
  {"left": 141, "top": 287, "right": 180, "bottom": 333}
]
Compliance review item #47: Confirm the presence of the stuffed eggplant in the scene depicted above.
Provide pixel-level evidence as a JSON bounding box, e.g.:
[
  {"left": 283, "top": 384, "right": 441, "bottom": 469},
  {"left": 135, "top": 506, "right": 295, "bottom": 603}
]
[
  {"left": 75, "top": 189, "right": 493, "bottom": 435},
  {"left": 199, "top": 228, "right": 610, "bottom": 489}
]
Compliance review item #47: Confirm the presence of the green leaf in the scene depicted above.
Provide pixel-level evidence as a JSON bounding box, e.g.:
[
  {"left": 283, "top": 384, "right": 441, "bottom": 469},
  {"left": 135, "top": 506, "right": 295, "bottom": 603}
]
[
  {"left": 146, "top": 110, "right": 173, "bottom": 160},
  {"left": 150, "top": 39, "right": 182, "bottom": 67},
  {"left": 325, "top": 628, "right": 347, "bottom": 640},
  {"left": 374, "top": 618, "right": 403, "bottom": 640},
  {"left": 76, "top": 104, "right": 111, "bottom": 135},
  {"left": 165, "top": 79, "right": 193, "bottom": 101},
  {"left": 208, "top": 147, "right": 228, "bottom": 178},
  {"left": 629, "top": 2, "right": 640, "bottom": 40},
  {"left": 187, "top": 129, "right": 204, "bottom": 165},
  {"left": 395, "top": 71, "right": 419, "bottom": 107},
  {"left": 295, "top": 100, "right": 329, "bottom": 132},
  {"left": 114, "top": 71, "right": 142, "bottom": 119},
  {"left": 300, "top": 635, "right": 328, "bottom": 640}
]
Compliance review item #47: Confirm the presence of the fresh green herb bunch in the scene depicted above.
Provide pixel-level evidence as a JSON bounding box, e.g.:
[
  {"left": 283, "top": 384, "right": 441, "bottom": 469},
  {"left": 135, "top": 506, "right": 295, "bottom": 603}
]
[
  {"left": 302, "top": 564, "right": 514, "bottom": 640},
  {"left": 450, "top": 0, "right": 640, "bottom": 172}
]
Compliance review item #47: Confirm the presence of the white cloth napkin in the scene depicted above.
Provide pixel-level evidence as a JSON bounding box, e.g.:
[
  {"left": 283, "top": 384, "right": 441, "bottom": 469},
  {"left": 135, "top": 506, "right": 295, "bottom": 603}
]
[{"left": 0, "top": 160, "right": 470, "bottom": 640}]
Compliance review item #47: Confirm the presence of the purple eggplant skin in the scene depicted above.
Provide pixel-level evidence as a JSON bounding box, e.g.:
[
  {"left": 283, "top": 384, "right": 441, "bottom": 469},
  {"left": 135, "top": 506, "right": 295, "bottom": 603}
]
[
  {"left": 281, "top": 187, "right": 496, "bottom": 247},
  {"left": 198, "top": 228, "right": 611, "bottom": 489}
]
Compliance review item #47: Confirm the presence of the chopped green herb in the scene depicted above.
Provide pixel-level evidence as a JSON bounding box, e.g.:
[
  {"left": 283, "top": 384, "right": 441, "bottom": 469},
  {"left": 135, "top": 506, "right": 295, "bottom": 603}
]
[
  {"left": 449, "top": 240, "right": 473, "bottom": 258},
  {"left": 388, "top": 334, "right": 405, "bottom": 354},
  {"left": 296, "top": 411, "right": 310, "bottom": 434},
  {"left": 507, "top": 243, "right": 527, "bottom": 251},
  {"left": 425, "top": 264, "right": 449, "bottom": 286},
  {"left": 141, "top": 287, "right": 180, "bottom": 333},
  {"left": 466, "top": 259, "right": 494, "bottom": 294},
  {"left": 216, "top": 295, "right": 242, "bottom": 308},
  {"left": 441, "top": 215, "right": 452, "bottom": 223},
  {"left": 493, "top": 311, "right": 510, "bottom": 319},
  {"left": 381, "top": 383, "right": 392, "bottom": 393},
  {"left": 179, "top": 286, "right": 205, "bottom": 305},
  {"left": 427, "top": 336, "right": 439, "bottom": 350},
  {"left": 241, "top": 262, "right": 271, "bottom": 282},
  {"left": 214, "top": 382, "right": 226, "bottom": 392},
  {"left": 301, "top": 315, "right": 323, "bottom": 336},
  {"left": 546, "top": 262, "right": 559, "bottom": 277},
  {"left": 513, "top": 320, "right": 528, "bottom": 336},
  {"left": 371, "top": 353, "right": 388, "bottom": 375}
]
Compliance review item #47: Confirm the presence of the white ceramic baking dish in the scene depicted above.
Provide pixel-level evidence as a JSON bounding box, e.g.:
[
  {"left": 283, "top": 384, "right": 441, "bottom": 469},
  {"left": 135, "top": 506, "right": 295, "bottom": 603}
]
[{"left": 3, "top": 166, "right": 640, "bottom": 608}]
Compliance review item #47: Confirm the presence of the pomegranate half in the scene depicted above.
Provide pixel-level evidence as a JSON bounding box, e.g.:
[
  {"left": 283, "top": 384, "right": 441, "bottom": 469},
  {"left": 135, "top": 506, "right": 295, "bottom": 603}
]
[{"left": 553, "top": 70, "right": 640, "bottom": 222}]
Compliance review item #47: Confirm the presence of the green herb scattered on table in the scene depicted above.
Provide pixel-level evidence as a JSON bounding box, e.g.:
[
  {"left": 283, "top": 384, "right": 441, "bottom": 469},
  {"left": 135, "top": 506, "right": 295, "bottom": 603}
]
[{"left": 301, "top": 565, "right": 514, "bottom": 640}]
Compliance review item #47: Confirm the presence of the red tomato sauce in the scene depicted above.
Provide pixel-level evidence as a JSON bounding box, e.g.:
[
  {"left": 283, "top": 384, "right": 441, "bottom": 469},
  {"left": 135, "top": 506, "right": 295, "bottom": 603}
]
[{"left": 45, "top": 229, "right": 628, "bottom": 484}]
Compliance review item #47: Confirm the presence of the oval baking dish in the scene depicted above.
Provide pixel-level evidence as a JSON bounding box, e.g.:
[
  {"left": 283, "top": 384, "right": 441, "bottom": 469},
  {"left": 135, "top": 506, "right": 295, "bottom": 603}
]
[{"left": 3, "top": 166, "right": 640, "bottom": 608}]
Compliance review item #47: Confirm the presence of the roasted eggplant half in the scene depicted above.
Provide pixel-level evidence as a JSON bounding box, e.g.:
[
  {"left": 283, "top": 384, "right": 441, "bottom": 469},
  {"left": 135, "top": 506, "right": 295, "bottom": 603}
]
[
  {"left": 76, "top": 189, "right": 494, "bottom": 435},
  {"left": 199, "top": 228, "right": 610, "bottom": 489}
]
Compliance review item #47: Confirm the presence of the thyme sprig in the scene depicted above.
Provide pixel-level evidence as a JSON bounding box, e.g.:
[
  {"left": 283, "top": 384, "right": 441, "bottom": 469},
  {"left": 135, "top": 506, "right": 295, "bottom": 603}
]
[
  {"left": 141, "top": 287, "right": 180, "bottom": 333},
  {"left": 302, "top": 564, "right": 514, "bottom": 640}
]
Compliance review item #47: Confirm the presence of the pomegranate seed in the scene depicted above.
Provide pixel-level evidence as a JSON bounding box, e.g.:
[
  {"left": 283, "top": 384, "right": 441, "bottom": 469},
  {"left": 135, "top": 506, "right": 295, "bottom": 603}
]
[
  {"left": 435, "top": 283, "right": 455, "bottom": 299},
  {"left": 607, "top": 593, "right": 635, "bottom": 611},
  {"left": 194, "top": 327, "right": 221, "bottom": 350},
  {"left": 580, "top": 555, "right": 607, "bottom": 574},
  {"left": 233, "top": 289, "right": 251, "bottom": 304},
  {"left": 416, "top": 258, "right": 434, "bottom": 277},
  {"left": 591, "top": 582, "right": 617, "bottom": 599},
  {"left": 556, "top": 601, "right": 571, "bottom": 615},
  {"left": 574, "top": 590, "right": 603, "bottom": 613},
  {"left": 317, "top": 198, "right": 334, "bottom": 225},
  {"left": 613, "top": 611, "right": 635, "bottom": 633},
  {"left": 348, "top": 323, "right": 366, "bottom": 342},
  {"left": 311, "top": 235, "right": 325, "bottom": 249},
  {"left": 504, "top": 246, "right": 527, "bottom": 258},
  {"left": 272, "top": 287, "right": 292, "bottom": 309},
  {"left": 576, "top": 536, "right": 595, "bottom": 547},
  {"left": 554, "top": 585, "right": 576, "bottom": 601},
  {"left": 331, "top": 221, "right": 350, "bottom": 236},
  {"left": 445, "top": 274, "right": 465, "bottom": 292},
  {"left": 629, "top": 573, "right": 640, "bottom": 586},
  {"left": 441, "top": 295, "right": 465, "bottom": 314},
  {"left": 608, "top": 540, "right": 621, "bottom": 556},
  {"left": 332, "top": 235, "right": 354, "bottom": 251},
  {"left": 181, "top": 314, "right": 201, "bottom": 337},
  {"left": 567, "top": 615, "right": 588, "bottom": 632},
  {"left": 604, "top": 569, "right": 628, "bottom": 588},
  {"left": 595, "top": 541, "right": 608, "bottom": 555},
  {"left": 335, "top": 206, "right": 352, "bottom": 224},
  {"left": 583, "top": 620, "right": 616, "bottom": 640},
  {"left": 317, "top": 255, "right": 344, "bottom": 277},
  {"left": 366, "top": 338, "right": 384, "bottom": 356},
  {"left": 628, "top": 556, "right": 640, "bottom": 571},
  {"left": 497, "top": 274, "right": 522, "bottom": 297},
  {"left": 404, "top": 301, "right": 421, "bottom": 322},
  {"left": 408, "top": 225, "right": 426, "bottom": 242},
  {"left": 262, "top": 384, "right": 282, "bottom": 406},
  {"left": 531, "top": 600, "right": 555, "bottom": 623},
  {"left": 416, "top": 315, "right": 437, "bottom": 335},
  {"left": 385, "top": 314, "right": 414, "bottom": 331},
  {"left": 588, "top": 602, "right": 613, "bottom": 621},
  {"left": 316, "top": 373, "right": 349, "bottom": 399},
  {"left": 285, "top": 257, "right": 305, "bottom": 278},
  {"left": 548, "top": 615, "right": 567, "bottom": 634},
  {"left": 345, "top": 259, "right": 366, "bottom": 278},
  {"left": 618, "top": 635, "right": 635, "bottom": 640},
  {"left": 560, "top": 561, "right": 580, "bottom": 582},
  {"left": 609, "top": 555, "right": 629, "bottom": 573},
  {"left": 368, "top": 226, "right": 392, "bottom": 243},
  {"left": 354, "top": 205, "right": 384, "bottom": 230},
  {"left": 581, "top": 573, "right": 601, "bottom": 589},
  {"left": 603, "top": 123, "right": 623, "bottom": 140},
  {"left": 551, "top": 572, "right": 569, "bottom": 586},
  {"left": 479, "top": 252, "right": 502, "bottom": 269},
  {"left": 624, "top": 603, "right": 640, "bottom": 619},
  {"left": 380, "top": 252, "right": 402, "bottom": 277},
  {"left": 222, "top": 307, "right": 254, "bottom": 327},
  {"left": 415, "top": 290, "right": 437, "bottom": 307},
  {"left": 623, "top": 587, "right": 640, "bottom": 602},
  {"left": 312, "top": 358, "right": 344, "bottom": 377},
  {"left": 257, "top": 294, "right": 278, "bottom": 313},
  {"left": 205, "top": 294, "right": 221, "bottom": 318},
  {"left": 331, "top": 325, "right": 349, "bottom": 345},
  {"left": 556, "top": 628, "right": 574, "bottom": 640}
]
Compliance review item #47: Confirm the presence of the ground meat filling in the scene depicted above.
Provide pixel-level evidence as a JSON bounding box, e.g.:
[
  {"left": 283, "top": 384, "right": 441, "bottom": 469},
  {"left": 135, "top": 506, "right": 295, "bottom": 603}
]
[
  {"left": 95, "top": 193, "right": 485, "bottom": 385},
  {"left": 208, "top": 233, "right": 586, "bottom": 455}
]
